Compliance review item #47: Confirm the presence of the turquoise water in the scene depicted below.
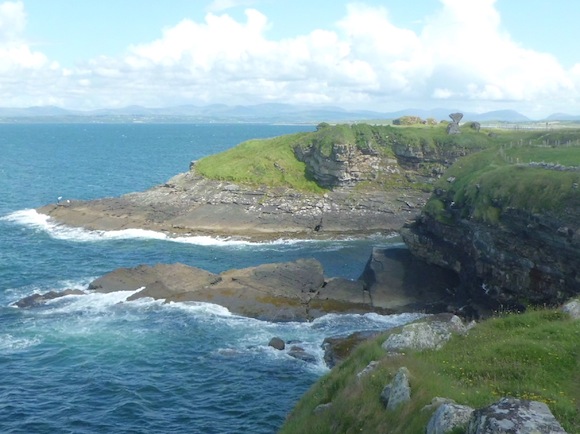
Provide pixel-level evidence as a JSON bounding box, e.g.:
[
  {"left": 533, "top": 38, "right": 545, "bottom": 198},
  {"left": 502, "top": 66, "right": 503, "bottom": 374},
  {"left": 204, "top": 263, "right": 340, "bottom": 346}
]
[{"left": 0, "top": 124, "right": 420, "bottom": 433}]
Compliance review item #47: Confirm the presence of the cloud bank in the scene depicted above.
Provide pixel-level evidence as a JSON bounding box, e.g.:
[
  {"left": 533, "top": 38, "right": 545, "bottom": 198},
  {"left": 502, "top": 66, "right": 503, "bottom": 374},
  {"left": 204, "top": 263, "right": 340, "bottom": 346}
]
[{"left": 1, "top": 0, "right": 578, "bottom": 117}]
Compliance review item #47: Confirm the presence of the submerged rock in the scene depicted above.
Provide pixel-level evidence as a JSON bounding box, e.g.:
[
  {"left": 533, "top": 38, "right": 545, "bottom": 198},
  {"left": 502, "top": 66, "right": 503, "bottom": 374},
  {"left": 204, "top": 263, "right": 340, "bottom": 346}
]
[{"left": 13, "top": 289, "right": 86, "bottom": 308}]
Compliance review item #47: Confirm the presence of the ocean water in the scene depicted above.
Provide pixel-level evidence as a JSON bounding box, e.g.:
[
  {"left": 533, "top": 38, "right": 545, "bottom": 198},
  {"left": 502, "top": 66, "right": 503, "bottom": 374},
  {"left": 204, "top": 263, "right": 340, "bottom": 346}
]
[{"left": 0, "top": 123, "right": 422, "bottom": 433}]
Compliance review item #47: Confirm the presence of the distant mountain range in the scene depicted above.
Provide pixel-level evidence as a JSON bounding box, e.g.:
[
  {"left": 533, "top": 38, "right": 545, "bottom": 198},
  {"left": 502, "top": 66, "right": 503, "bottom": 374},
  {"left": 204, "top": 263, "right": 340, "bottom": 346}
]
[{"left": 0, "top": 104, "right": 575, "bottom": 123}]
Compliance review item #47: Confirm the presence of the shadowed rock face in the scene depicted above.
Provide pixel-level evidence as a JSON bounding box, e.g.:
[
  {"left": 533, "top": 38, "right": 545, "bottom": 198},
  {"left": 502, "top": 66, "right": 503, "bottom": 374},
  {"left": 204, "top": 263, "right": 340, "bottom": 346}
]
[{"left": 401, "top": 208, "right": 580, "bottom": 314}]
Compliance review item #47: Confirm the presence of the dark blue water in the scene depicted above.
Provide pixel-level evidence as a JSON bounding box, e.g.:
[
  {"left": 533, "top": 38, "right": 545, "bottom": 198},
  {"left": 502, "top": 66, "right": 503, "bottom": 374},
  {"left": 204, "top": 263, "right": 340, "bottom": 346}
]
[{"left": 0, "top": 124, "right": 420, "bottom": 433}]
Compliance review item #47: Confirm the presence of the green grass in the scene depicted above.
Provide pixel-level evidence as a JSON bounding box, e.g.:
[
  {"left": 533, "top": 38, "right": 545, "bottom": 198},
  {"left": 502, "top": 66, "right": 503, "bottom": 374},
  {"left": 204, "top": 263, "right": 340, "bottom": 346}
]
[
  {"left": 195, "top": 132, "right": 326, "bottom": 192},
  {"left": 279, "top": 309, "right": 580, "bottom": 434},
  {"left": 424, "top": 143, "right": 580, "bottom": 224},
  {"left": 195, "top": 124, "right": 580, "bottom": 198}
]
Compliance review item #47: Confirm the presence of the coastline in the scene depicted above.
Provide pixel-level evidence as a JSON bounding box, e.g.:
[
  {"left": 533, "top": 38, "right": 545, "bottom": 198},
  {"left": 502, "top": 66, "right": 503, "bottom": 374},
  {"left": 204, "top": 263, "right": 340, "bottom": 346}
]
[{"left": 37, "top": 169, "right": 429, "bottom": 241}]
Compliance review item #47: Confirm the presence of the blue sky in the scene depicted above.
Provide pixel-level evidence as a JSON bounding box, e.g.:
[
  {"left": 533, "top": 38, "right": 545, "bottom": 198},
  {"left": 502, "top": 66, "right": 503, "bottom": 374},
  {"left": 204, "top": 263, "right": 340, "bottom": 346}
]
[{"left": 2, "top": 0, "right": 580, "bottom": 117}]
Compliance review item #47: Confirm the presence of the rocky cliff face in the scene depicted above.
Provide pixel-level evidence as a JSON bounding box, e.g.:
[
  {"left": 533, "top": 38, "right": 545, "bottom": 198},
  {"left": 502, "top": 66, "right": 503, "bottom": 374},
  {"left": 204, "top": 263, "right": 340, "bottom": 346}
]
[
  {"left": 293, "top": 142, "right": 387, "bottom": 188},
  {"left": 293, "top": 133, "right": 474, "bottom": 189},
  {"left": 401, "top": 205, "right": 580, "bottom": 313}
]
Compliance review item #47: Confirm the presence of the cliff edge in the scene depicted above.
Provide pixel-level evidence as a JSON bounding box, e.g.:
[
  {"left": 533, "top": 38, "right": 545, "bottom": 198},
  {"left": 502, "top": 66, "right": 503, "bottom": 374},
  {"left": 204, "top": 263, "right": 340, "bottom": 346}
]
[{"left": 401, "top": 143, "right": 580, "bottom": 313}]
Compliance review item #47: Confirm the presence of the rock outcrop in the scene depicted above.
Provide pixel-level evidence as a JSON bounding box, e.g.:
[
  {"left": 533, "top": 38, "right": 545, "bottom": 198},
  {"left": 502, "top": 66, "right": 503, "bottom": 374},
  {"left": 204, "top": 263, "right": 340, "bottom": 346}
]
[
  {"left": 38, "top": 168, "right": 427, "bottom": 239},
  {"left": 466, "top": 398, "right": 567, "bottom": 434},
  {"left": 380, "top": 367, "right": 411, "bottom": 411},
  {"left": 381, "top": 313, "right": 473, "bottom": 352},
  {"left": 446, "top": 112, "right": 463, "bottom": 135},
  {"left": 401, "top": 207, "right": 580, "bottom": 314},
  {"left": 15, "top": 248, "right": 460, "bottom": 321},
  {"left": 426, "top": 402, "right": 474, "bottom": 434},
  {"left": 293, "top": 142, "right": 382, "bottom": 188}
]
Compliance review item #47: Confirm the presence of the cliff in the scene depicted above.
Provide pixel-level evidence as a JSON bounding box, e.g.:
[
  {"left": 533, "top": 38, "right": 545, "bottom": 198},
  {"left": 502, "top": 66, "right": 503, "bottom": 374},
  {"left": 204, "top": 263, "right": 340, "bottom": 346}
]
[{"left": 400, "top": 144, "right": 580, "bottom": 313}]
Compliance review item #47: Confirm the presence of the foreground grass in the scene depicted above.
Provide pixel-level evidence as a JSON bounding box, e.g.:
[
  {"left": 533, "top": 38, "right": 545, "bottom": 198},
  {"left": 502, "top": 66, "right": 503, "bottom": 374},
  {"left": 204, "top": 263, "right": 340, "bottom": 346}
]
[{"left": 280, "top": 309, "right": 579, "bottom": 434}]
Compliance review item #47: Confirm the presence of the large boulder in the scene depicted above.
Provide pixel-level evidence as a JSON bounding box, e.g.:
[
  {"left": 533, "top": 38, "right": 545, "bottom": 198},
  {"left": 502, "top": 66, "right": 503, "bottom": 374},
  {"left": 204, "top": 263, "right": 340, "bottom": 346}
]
[
  {"left": 466, "top": 398, "right": 567, "bottom": 434},
  {"left": 427, "top": 403, "right": 475, "bottom": 434},
  {"left": 562, "top": 297, "right": 580, "bottom": 319},
  {"left": 382, "top": 314, "right": 472, "bottom": 352}
]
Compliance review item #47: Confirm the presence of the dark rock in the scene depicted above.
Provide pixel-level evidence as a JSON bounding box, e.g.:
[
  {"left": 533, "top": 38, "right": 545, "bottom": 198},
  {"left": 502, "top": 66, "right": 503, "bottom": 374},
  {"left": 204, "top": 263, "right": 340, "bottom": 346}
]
[
  {"left": 469, "top": 121, "right": 481, "bottom": 132},
  {"left": 323, "top": 330, "right": 380, "bottom": 368},
  {"left": 13, "top": 289, "right": 85, "bottom": 308},
  {"left": 401, "top": 206, "right": 580, "bottom": 313},
  {"left": 288, "top": 346, "right": 317, "bottom": 363},
  {"left": 268, "top": 337, "right": 285, "bottom": 350},
  {"left": 466, "top": 397, "right": 567, "bottom": 433},
  {"left": 359, "top": 247, "right": 459, "bottom": 312}
]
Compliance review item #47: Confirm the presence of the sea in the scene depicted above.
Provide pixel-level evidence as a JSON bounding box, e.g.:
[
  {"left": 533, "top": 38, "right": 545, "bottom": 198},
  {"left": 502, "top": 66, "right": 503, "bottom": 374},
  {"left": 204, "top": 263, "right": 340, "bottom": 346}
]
[{"left": 0, "top": 123, "right": 423, "bottom": 434}]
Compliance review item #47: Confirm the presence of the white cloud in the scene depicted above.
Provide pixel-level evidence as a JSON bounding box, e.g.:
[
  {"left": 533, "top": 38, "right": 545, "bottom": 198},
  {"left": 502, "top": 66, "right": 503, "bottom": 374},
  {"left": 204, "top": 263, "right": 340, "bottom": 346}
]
[{"left": 1, "top": 0, "right": 580, "bottom": 116}]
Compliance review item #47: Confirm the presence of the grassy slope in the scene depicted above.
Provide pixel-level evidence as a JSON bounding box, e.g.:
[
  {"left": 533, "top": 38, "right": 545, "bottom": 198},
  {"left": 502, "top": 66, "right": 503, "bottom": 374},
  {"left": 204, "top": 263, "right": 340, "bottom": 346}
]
[
  {"left": 424, "top": 141, "right": 580, "bottom": 225},
  {"left": 280, "top": 309, "right": 580, "bottom": 434}
]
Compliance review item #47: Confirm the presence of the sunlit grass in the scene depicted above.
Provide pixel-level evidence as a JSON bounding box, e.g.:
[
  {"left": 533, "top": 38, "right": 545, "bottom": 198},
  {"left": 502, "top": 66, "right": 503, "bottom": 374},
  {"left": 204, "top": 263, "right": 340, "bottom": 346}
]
[{"left": 280, "top": 309, "right": 580, "bottom": 434}]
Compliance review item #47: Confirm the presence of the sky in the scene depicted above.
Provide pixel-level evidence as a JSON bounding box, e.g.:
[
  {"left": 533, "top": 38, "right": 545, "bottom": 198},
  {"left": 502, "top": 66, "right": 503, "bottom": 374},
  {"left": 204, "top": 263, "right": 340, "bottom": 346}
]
[{"left": 2, "top": 0, "right": 580, "bottom": 118}]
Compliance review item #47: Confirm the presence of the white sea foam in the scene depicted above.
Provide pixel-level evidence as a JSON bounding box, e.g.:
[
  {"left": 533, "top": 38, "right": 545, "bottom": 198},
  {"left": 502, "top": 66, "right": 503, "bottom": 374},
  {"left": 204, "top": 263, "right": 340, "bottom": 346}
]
[
  {"left": 0, "top": 334, "right": 41, "bottom": 353},
  {"left": 1, "top": 209, "right": 315, "bottom": 246}
]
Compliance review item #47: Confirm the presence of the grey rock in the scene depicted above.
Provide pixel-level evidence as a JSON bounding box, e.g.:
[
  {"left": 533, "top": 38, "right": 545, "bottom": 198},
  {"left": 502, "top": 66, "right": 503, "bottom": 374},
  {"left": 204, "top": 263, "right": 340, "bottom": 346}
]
[
  {"left": 322, "top": 331, "right": 380, "bottom": 368},
  {"left": 268, "top": 337, "right": 285, "bottom": 350},
  {"left": 421, "top": 397, "right": 457, "bottom": 413},
  {"left": 449, "top": 113, "right": 464, "bottom": 123},
  {"left": 561, "top": 298, "right": 580, "bottom": 319},
  {"left": 382, "top": 314, "right": 472, "bottom": 352},
  {"left": 466, "top": 397, "right": 567, "bottom": 434},
  {"left": 356, "top": 360, "right": 379, "bottom": 380},
  {"left": 313, "top": 403, "right": 333, "bottom": 414},
  {"left": 427, "top": 403, "right": 474, "bottom": 434},
  {"left": 380, "top": 367, "right": 411, "bottom": 411}
]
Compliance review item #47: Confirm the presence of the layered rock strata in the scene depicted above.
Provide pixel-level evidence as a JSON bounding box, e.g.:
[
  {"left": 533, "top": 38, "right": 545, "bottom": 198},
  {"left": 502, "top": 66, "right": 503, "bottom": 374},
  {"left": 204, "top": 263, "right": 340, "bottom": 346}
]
[{"left": 38, "top": 168, "right": 428, "bottom": 239}]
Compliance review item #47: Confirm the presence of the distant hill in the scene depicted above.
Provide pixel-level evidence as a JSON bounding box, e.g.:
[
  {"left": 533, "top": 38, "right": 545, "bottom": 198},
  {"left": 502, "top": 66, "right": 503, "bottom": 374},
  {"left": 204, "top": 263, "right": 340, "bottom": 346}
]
[
  {"left": 544, "top": 112, "right": 580, "bottom": 121},
  {"left": 0, "top": 104, "right": 567, "bottom": 124}
]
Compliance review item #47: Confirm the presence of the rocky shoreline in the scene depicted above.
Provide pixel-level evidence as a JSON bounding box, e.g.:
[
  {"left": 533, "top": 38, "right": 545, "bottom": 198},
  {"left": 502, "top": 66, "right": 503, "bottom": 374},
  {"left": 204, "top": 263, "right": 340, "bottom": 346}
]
[
  {"left": 38, "top": 168, "right": 429, "bottom": 240},
  {"left": 14, "top": 247, "right": 459, "bottom": 322}
]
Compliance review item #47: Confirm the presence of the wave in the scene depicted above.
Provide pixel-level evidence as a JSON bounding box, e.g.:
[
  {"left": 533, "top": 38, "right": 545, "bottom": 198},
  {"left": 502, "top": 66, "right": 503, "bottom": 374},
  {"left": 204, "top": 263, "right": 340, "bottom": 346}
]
[{"left": 1, "top": 209, "right": 327, "bottom": 247}]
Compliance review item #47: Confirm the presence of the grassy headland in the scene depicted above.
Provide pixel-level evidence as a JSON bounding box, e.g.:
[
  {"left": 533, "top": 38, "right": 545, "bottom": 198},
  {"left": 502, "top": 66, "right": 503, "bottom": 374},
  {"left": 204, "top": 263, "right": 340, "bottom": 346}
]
[
  {"left": 194, "top": 123, "right": 504, "bottom": 192},
  {"left": 423, "top": 139, "right": 580, "bottom": 225},
  {"left": 280, "top": 308, "right": 580, "bottom": 434}
]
